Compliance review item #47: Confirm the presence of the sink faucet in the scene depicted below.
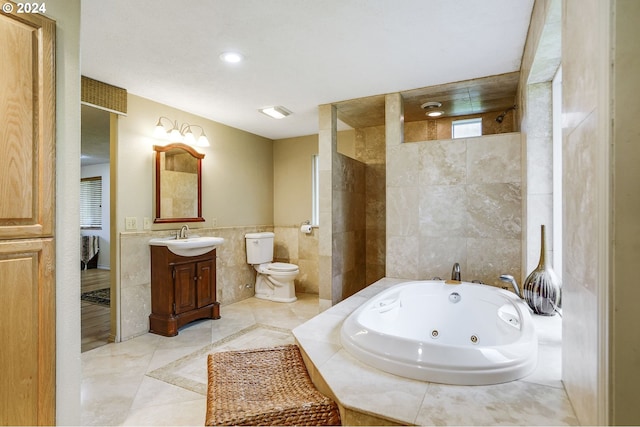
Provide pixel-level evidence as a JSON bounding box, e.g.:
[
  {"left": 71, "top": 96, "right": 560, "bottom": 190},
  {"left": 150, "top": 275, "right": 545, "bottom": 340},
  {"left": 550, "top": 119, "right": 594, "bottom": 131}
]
[
  {"left": 178, "top": 224, "right": 189, "bottom": 239},
  {"left": 451, "top": 262, "right": 461, "bottom": 281},
  {"left": 499, "top": 274, "right": 522, "bottom": 298}
]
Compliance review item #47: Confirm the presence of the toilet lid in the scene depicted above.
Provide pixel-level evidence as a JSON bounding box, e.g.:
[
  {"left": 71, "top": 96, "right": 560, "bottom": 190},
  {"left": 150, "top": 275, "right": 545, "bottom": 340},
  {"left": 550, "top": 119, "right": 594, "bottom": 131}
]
[{"left": 268, "top": 262, "right": 298, "bottom": 272}]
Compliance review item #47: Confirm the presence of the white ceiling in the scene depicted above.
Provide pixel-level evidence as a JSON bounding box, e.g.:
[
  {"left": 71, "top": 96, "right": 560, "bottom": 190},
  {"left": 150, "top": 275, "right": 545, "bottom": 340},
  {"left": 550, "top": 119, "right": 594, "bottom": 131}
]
[{"left": 80, "top": 0, "right": 534, "bottom": 140}]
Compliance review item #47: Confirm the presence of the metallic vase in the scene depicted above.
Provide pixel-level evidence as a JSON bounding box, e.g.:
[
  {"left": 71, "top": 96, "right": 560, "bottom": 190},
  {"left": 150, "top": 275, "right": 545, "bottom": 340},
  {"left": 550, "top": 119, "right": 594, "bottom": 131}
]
[{"left": 523, "top": 225, "right": 562, "bottom": 316}]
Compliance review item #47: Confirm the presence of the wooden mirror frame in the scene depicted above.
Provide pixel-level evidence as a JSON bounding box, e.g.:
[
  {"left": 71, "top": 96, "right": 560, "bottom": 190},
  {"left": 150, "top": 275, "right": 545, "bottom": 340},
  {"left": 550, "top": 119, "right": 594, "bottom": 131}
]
[{"left": 153, "top": 143, "right": 205, "bottom": 223}]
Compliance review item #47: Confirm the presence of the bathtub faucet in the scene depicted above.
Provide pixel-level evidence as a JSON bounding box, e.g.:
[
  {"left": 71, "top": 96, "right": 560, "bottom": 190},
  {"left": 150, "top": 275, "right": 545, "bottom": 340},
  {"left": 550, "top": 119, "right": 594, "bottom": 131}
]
[
  {"left": 499, "top": 274, "right": 522, "bottom": 299},
  {"left": 451, "top": 262, "right": 461, "bottom": 281}
]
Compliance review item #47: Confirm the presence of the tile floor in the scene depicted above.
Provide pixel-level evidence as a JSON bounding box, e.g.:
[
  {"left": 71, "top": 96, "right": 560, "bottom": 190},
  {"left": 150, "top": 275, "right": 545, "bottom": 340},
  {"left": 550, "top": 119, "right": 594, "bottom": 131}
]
[{"left": 81, "top": 293, "right": 320, "bottom": 426}]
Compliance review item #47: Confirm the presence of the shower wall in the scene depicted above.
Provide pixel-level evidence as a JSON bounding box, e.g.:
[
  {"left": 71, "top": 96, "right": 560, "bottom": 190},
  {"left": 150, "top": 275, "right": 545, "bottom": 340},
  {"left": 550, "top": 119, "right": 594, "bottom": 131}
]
[
  {"left": 319, "top": 104, "right": 369, "bottom": 306},
  {"left": 333, "top": 153, "right": 366, "bottom": 300},
  {"left": 386, "top": 132, "right": 522, "bottom": 286},
  {"left": 354, "top": 125, "right": 386, "bottom": 284},
  {"left": 350, "top": 118, "right": 514, "bottom": 287},
  {"left": 404, "top": 111, "right": 516, "bottom": 142}
]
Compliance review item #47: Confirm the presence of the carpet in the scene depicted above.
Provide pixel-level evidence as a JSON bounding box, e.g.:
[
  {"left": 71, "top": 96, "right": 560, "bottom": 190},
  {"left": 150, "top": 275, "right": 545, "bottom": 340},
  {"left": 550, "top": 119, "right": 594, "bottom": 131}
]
[
  {"left": 147, "top": 324, "right": 295, "bottom": 395},
  {"left": 81, "top": 288, "right": 110, "bottom": 307}
]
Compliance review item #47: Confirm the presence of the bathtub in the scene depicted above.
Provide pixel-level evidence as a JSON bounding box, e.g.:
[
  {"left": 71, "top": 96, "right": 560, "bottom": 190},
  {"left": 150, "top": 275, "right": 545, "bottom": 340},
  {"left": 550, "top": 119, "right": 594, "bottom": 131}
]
[{"left": 340, "top": 280, "right": 537, "bottom": 385}]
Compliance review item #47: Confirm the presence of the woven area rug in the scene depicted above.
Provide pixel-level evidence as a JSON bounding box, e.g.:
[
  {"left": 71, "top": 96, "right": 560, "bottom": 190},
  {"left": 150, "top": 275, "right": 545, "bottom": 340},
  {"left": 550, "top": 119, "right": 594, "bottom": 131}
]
[
  {"left": 81, "top": 288, "right": 110, "bottom": 307},
  {"left": 147, "top": 324, "right": 294, "bottom": 396}
]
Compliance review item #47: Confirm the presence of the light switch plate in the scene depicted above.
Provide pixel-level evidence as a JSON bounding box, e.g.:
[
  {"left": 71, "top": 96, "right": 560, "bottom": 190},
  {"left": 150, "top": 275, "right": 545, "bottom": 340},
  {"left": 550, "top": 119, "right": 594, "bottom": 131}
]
[
  {"left": 143, "top": 217, "right": 151, "bottom": 230},
  {"left": 125, "top": 216, "right": 137, "bottom": 230}
]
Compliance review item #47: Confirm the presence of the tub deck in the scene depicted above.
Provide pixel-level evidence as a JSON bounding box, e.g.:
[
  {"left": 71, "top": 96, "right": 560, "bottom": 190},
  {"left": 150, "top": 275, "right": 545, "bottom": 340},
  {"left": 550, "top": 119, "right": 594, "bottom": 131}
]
[{"left": 293, "top": 277, "right": 578, "bottom": 426}]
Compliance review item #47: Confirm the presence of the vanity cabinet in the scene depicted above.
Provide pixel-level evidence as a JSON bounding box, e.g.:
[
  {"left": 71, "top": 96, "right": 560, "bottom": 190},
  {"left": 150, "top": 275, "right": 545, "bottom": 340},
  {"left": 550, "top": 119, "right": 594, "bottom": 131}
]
[{"left": 149, "top": 246, "right": 220, "bottom": 336}]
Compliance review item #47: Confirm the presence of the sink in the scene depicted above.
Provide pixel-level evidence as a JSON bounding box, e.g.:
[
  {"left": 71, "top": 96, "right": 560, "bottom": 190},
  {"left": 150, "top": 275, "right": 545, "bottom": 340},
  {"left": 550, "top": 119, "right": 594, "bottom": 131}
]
[{"left": 149, "top": 235, "right": 224, "bottom": 257}]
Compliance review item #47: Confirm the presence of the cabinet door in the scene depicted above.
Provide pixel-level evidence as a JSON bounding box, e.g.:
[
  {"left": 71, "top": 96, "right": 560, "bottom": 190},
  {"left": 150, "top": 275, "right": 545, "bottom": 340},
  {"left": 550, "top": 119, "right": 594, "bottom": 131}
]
[
  {"left": 0, "top": 8, "right": 55, "bottom": 240},
  {"left": 196, "top": 259, "right": 215, "bottom": 307},
  {"left": 0, "top": 239, "right": 55, "bottom": 425},
  {"left": 173, "top": 264, "right": 197, "bottom": 314}
]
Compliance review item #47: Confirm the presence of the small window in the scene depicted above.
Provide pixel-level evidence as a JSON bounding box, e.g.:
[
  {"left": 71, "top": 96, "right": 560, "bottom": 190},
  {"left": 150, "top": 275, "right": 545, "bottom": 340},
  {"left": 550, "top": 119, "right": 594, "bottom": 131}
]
[
  {"left": 311, "top": 155, "right": 319, "bottom": 226},
  {"left": 452, "top": 118, "right": 482, "bottom": 139},
  {"left": 80, "top": 177, "right": 102, "bottom": 229}
]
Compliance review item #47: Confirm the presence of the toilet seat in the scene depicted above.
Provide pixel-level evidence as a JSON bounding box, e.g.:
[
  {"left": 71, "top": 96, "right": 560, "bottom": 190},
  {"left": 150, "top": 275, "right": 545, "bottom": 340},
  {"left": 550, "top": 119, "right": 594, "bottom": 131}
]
[
  {"left": 255, "top": 262, "right": 299, "bottom": 276},
  {"left": 267, "top": 262, "right": 298, "bottom": 272}
]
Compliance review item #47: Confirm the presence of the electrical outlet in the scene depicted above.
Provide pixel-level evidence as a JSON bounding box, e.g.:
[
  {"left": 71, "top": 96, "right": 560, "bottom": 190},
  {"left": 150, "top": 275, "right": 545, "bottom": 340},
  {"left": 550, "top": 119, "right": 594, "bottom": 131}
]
[
  {"left": 143, "top": 217, "right": 151, "bottom": 230},
  {"left": 212, "top": 217, "right": 217, "bottom": 227},
  {"left": 125, "top": 216, "right": 137, "bottom": 230}
]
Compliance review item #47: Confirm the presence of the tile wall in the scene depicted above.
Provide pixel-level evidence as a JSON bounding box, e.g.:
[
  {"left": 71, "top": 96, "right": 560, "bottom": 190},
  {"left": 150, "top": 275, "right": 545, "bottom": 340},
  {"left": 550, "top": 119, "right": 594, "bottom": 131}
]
[
  {"left": 332, "top": 153, "right": 366, "bottom": 300},
  {"left": 354, "top": 125, "right": 386, "bottom": 285},
  {"left": 404, "top": 111, "right": 516, "bottom": 142},
  {"left": 560, "top": 0, "right": 608, "bottom": 423},
  {"left": 318, "top": 104, "right": 370, "bottom": 307},
  {"left": 273, "top": 225, "right": 319, "bottom": 294},
  {"left": 386, "top": 132, "right": 522, "bottom": 286}
]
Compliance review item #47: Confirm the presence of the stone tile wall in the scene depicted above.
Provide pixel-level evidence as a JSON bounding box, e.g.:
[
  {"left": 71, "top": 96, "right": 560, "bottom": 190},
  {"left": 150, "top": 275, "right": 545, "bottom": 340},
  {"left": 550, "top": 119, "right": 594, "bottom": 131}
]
[
  {"left": 404, "top": 111, "right": 515, "bottom": 142},
  {"left": 273, "top": 225, "right": 319, "bottom": 294},
  {"left": 386, "top": 132, "right": 522, "bottom": 286},
  {"left": 559, "top": 0, "right": 611, "bottom": 424},
  {"left": 355, "top": 125, "right": 386, "bottom": 285},
  {"left": 332, "top": 153, "right": 366, "bottom": 300}
]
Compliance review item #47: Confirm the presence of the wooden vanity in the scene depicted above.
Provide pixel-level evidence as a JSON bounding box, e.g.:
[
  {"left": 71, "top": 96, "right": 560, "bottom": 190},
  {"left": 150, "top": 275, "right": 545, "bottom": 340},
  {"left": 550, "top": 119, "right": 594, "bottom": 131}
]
[{"left": 149, "top": 245, "right": 220, "bottom": 336}]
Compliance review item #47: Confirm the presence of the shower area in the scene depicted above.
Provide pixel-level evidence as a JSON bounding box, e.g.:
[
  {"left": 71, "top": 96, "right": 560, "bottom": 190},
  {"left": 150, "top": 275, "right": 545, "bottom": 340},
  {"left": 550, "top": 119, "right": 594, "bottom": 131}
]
[{"left": 318, "top": 73, "right": 520, "bottom": 309}]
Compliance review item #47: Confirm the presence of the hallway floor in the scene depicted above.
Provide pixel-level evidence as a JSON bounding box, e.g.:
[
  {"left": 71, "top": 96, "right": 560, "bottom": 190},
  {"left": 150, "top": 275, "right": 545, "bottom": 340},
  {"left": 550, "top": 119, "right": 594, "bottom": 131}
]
[
  {"left": 81, "top": 293, "right": 319, "bottom": 426},
  {"left": 81, "top": 268, "right": 111, "bottom": 352}
]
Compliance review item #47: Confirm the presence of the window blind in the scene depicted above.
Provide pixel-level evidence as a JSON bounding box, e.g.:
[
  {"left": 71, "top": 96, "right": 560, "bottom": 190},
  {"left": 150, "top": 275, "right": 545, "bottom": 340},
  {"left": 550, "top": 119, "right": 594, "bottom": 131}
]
[{"left": 80, "top": 177, "right": 102, "bottom": 228}]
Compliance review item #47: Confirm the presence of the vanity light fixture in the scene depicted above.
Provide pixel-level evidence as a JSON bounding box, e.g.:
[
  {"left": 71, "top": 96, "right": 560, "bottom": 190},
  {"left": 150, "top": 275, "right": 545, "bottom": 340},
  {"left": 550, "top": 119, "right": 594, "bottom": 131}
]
[
  {"left": 259, "top": 106, "right": 292, "bottom": 119},
  {"left": 421, "top": 101, "right": 445, "bottom": 118},
  {"left": 154, "top": 116, "right": 210, "bottom": 147}
]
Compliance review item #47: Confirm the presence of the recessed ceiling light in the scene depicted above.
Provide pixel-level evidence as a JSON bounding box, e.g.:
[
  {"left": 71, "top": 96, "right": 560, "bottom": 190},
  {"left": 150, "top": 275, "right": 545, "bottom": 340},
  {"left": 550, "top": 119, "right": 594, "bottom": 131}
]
[
  {"left": 219, "top": 51, "right": 244, "bottom": 63},
  {"left": 421, "top": 101, "right": 445, "bottom": 118},
  {"left": 259, "top": 106, "right": 292, "bottom": 119}
]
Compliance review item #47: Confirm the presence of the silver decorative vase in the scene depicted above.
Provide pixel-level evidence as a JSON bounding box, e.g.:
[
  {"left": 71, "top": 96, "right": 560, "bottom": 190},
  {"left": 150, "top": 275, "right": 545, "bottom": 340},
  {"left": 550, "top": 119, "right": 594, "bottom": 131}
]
[{"left": 523, "top": 225, "right": 562, "bottom": 316}]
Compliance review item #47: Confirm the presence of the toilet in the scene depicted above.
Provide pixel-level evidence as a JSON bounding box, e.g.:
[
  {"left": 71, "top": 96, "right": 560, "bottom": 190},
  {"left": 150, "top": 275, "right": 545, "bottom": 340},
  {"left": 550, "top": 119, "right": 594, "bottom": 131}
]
[{"left": 245, "top": 232, "right": 298, "bottom": 302}]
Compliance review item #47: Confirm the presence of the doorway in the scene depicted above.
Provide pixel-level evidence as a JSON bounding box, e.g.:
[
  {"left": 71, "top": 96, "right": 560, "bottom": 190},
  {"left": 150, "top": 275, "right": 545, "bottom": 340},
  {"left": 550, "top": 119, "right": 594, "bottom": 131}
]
[{"left": 80, "top": 104, "right": 112, "bottom": 352}]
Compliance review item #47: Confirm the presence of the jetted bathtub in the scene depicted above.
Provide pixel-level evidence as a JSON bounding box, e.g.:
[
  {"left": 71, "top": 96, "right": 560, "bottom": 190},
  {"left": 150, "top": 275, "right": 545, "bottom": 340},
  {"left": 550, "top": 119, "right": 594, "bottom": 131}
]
[{"left": 340, "top": 280, "right": 537, "bottom": 385}]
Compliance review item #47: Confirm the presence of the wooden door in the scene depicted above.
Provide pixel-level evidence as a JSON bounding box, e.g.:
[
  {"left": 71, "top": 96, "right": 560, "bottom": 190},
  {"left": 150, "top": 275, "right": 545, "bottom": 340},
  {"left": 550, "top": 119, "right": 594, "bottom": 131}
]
[{"left": 0, "top": 4, "right": 56, "bottom": 425}]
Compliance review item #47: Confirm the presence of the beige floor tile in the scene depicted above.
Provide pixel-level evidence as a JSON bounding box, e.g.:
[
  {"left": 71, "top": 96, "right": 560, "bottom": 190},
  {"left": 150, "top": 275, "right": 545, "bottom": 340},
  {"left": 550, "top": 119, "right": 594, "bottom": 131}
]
[{"left": 81, "top": 295, "right": 319, "bottom": 426}]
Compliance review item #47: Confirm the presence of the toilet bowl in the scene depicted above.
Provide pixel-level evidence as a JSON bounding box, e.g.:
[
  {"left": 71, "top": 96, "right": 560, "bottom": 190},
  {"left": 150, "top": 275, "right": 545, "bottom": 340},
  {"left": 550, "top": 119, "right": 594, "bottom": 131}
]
[
  {"left": 253, "top": 262, "right": 299, "bottom": 302},
  {"left": 245, "top": 232, "right": 299, "bottom": 303}
]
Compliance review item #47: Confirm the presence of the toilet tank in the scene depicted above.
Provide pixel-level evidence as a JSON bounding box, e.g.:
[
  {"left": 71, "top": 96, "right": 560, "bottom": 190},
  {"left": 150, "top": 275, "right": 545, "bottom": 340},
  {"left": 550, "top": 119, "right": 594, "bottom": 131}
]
[{"left": 245, "top": 232, "right": 274, "bottom": 264}]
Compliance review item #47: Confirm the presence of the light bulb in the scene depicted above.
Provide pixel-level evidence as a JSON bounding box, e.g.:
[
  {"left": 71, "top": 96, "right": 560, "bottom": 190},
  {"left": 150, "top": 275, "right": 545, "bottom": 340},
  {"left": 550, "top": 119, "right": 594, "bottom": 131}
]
[
  {"left": 154, "top": 120, "right": 167, "bottom": 138},
  {"left": 183, "top": 130, "right": 196, "bottom": 145},
  {"left": 169, "top": 128, "right": 182, "bottom": 142},
  {"left": 197, "top": 134, "right": 210, "bottom": 147},
  {"left": 427, "top": 110, "right": 444, "bottom": 117}
]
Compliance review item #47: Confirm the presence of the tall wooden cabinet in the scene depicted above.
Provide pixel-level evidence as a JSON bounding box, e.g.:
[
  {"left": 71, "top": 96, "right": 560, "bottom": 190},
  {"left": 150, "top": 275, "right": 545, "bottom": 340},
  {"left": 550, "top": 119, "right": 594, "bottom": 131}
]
[
  {"left": 0, "top": 4, "right": 56, "bottom": 425},
  {"left": 149, "top": 246, "right": 220, "bottom": 336}
]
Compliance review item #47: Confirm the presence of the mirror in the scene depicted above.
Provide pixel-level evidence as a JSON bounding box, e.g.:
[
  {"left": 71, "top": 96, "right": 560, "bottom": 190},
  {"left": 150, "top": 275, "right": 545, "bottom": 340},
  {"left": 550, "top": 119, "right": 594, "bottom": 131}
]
[{"left": 154, "top": 143, "right": 205, "bottom": 223}]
